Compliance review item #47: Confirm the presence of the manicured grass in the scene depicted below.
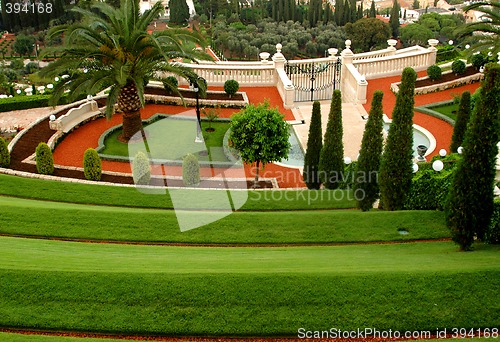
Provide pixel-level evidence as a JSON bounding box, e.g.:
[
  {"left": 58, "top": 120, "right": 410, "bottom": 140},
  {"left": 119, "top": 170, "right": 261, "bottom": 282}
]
[
  {"left": 0, "top": 196, "right": 449, "bottom": 243},
  {"left": 0, "top": 238, "right": 498, "bottom": 336},
  {"left": 100, "top": 120, "right": 230, "bottom": 162},
  {"left": 431, "top": 102, "right": 459, "bottom": 121},
  {"left": 0, "top": 174, "right": 357, "bottom": 210}
]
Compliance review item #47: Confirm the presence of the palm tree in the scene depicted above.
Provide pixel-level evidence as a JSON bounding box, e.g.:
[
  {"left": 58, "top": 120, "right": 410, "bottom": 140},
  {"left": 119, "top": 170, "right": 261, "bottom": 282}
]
[
  {"left": 39, "top": 0, "right": 210, "bottom": 141},
  {"left": 455, "top": 1, "right": 500, "bottom": 56}
]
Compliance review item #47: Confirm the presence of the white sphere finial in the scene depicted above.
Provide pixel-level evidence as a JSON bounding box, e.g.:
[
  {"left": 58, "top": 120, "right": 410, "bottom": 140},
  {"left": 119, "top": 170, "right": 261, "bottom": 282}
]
[
  {"left": 276, "top": 43, "right": 282, "bottom": 53},
  {"left": 439, "top": 149, "right": 447, "bottom": 157},
  {"left": 345, "top": 40, "right": 351, "bottom": 49},
  {"left": 432, "top": 160, "right": 444, "bottom": 172}
]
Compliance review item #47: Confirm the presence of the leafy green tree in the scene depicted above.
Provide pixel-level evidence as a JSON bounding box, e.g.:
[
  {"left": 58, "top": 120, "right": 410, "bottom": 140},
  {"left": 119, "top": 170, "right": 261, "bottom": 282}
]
[
  {"left": 389, "top": 0, "right": 400, "bottom": 37},
  {"left": 400, "top": 23, "right": 434, "bottom": 47},
  {"left": 319, "top": 89, "right": 344, "bottom": 189},
  {"left": 345, "top": 18, "right": 391, "bottom": 52},
  {"left": 379, "top": 67, "right": 417, "bottom": 210},
  {"left": 355, "top": 91, "right": 384, "bottom": 211},
  {"left": 303, "top": 101, "right": 323, "bottom": 189},
  {"left": 229, "top": 102, "right": 290, "bottom": 187},
  {"left": 413, "top": 0, "right": 420, "bottom": 9},
  {"left": 446, "top": 64, "right": 500, "bottom": 250},
  {"left": 12, "top": 34, "right": 36, "bottom": 57},
  {"left": 170, "top": 0, "right": 191, "bottom": 24},
  {"left": 456, "top": 1, "right": 500, "bottom": 56},
  {"left": 450, "top": 91, "right": 471, "bottom": 153},
  {"left": 39, "top": 0, "right": 209, "bottom": 141}
]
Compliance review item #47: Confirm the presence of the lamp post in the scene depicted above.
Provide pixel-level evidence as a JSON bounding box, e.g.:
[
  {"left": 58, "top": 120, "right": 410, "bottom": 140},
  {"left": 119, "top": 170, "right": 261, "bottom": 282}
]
[{"left": 190, "top": 78, "right": 204, "bottom": 143}]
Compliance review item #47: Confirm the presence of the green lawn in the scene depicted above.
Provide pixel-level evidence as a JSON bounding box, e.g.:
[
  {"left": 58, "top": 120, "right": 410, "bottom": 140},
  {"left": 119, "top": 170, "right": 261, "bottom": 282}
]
[
  {"left": 430, "top": 102, "right": 459, "bottom": 121},
  {"left": 0, "top": 174, "right": 358, "bottom": 210},
  {"left": 99, "top": 120, "right": 230, "bottom": 162},
  {"left": 0, "top": 195, "right": 449, "bottom": 243},
  {"left": 0, "top": 238, "right": 498, "bottom": 336}
]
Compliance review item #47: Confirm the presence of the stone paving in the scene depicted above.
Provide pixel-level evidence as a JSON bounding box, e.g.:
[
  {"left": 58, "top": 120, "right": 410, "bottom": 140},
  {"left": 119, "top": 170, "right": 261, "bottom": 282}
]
[{"left": 0, "top": 106, "right": 64, "bottom": 131}]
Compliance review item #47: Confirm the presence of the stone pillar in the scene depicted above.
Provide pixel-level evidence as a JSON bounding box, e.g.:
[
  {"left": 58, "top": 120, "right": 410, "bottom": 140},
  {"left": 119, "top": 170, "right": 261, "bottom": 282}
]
[
  {"left": 272, "top": 43, "right": 295, "bottom": 109},
  {"left": 341, "top": 40, "right": 354, "bottom": 102},
  {"left": 357, "top": 74, "right": 367, "bottom": 104},
  {"left": 427, "top": 39, "right": 439, "bottom": 65}
]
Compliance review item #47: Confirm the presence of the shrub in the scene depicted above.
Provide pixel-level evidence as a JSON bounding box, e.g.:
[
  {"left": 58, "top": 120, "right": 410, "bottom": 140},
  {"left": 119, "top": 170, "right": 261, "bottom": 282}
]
[
  {"left": 182, "top": 153, "right": 200, "bottom": 186},
  {"left": 9, "top": 59, "right": 24, "bottom": 70},
  {"left": 379, "top": 67, "right": 417, "bottom": 210},
  {"left": 132, "top": 151, "right": 151, "bottom": 186},
  {"left": 427, "top": 64, "right": 442, "bottom": 81},
  {"left": 471, "top": 53, "right": 486, "bottom": 70},
  {"left": 451, "top": 59, "right": 466, "bottom": 75},
  {"left": 319, "top": 89, "right": 344, "bottom": 190},
  {"left": 450, "top": 91, "right": 471, "bottom": 153},
  {"left": 224, "top": 79, "right": 239, "bottom": 97},
  {"left": 486, "top": 199, "right": 500, "bottom": 244},
  {"left": 303, "top": 101, "right": 323, "bottom": 189},
  {"left": 0, "top": 137, "right": 10, "bottom": 168},
  {"left": 25, "top": 62, "right": 39, "bottom": 74},
  {"left": 35, "top": 142, "right": 54, "bottom": 175},
  {"left": 83, "top": 148, "right": 102, "bottom": 181},
  {"left": 0, "top": 94, "right": 83, "bottom": 113},
  {"left": 355, "top": 90, "right": 384, "bottom": 211}
]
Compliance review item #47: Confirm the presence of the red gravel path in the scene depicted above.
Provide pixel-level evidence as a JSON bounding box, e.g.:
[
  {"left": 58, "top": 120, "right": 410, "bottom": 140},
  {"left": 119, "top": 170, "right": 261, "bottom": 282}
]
[
  {"left": 52, "top": 87, "right": 305, "bottom": 188},
  {"left": 363, "top": 71, "right": 481, "bottom": 158}
]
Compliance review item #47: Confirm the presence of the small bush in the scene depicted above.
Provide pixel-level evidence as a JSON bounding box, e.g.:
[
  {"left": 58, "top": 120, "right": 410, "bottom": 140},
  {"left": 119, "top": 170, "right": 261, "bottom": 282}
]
[
  {"left": 182, "top": 153, "right": 200, "bottom": 186},
  {"left": 486, "top": 199, "right": 500, "bottom": 244},
  {"left": 0, "top": 137, "right": 10, "bottom": 167},
  {"left": 451, "top": 59, "right": 466, "bottom": 75},
  {"left": 83, "top": 148, "right": 102, "bottom": 181},
  {"left": 163, "top": 76, "right": 178, "bottom": 92},
  {"left": 35, "top": 142, "right": 54, "bottom": 175},
  {"left": 9, "top": 59, "right": 24, "bottom": 70},
  {"left": 427, "top": 64, "right": 442, "bottom": 81},
  {"left": 132, "top": 151, "right": 151, "bottom": 186},
  {"left": 25, "top": 62, "right": 39, "bottom": 74},
  {"left": 224, "top": 79, "right": 239, "bottom": 97},
  {"left": 471, "top": 53, "right": 486, "bottom": 70}
]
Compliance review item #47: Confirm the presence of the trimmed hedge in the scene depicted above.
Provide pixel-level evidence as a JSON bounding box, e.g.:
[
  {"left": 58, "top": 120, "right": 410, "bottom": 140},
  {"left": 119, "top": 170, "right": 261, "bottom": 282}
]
[
  {"left": 0, "top": 137, "right": 10, "bottom": 168},
  {"left": 83, "top": 148, "right": 102, "bottom": 181},
  {"left": 224, "top": 79, "right": 239, "bottom": 97},
  {"left": 0, "top": 94, "right": 84, "bottom": 113},
  {"left": 486, "top": 199, "right": 500, "bottom": 244},
  {"left": 404, "top": 169, "right": 454, "bottom": 210},
  {"left": 427, "top": 64, "right": 442, "bottom": 81},
  {"left": 182, "top": 153, "right": 200, "bottom": 186},
  {"left": 132, "top": 152, "right": 151, "bottom": 186},
  {"left": 35, "top": 142, "right": 54, "bottom": 175}
]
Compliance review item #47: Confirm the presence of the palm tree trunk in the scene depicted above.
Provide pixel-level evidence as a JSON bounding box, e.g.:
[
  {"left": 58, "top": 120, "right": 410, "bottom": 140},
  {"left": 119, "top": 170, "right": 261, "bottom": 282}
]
[
  {"left": 118, "top": 81, "right": 143, "bottom": 141},
  {"left": 122, "top": 110, "right": 142, "bottom": 140}
]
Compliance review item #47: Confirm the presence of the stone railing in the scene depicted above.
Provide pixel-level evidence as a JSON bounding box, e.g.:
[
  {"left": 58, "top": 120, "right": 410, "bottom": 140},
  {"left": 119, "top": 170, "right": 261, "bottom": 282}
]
[
  {"left": 353, "top": 42, "right": 436, "bottom": 80},
  {"left": 49, "top": 99, "right": 101, "bottom": 133}
]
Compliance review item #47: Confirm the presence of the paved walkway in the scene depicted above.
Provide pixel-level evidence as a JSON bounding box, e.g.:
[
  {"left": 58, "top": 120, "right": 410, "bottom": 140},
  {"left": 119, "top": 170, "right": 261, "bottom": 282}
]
[{"left": 0, "top": 106, "right": 64, "bottom": 131}]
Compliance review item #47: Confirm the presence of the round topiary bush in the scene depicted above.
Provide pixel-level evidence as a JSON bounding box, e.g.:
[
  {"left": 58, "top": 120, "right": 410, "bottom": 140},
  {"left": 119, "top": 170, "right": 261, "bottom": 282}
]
[
  {"left": 451, "top": 59, "right": 466, "bottom": 75},
  {"left": 182, "top": 153, "right": 200, "bottom": 186},
  {"left": 471, "top": 53, "right": 486, "bottom": 70},
  {"left": 35, "top": 142, "right": 54, "bottom": 175},
  {"left": 83, "top": 148, "right": 102, "bottom": 181},
  {"left": 0, "top": 137, "right": 10, "bottom": 168},
  {"left": 163, "top": 76, "right": 178, "bottom": 92},
  {"left": 132, "top": 151, "right": 151, "bottom": 186},
  {"left": 427, "top": 64, "right": 442, "bottom": 81},
  {"left": 224, "top": 79, "right": 239, "bottom": 97}
]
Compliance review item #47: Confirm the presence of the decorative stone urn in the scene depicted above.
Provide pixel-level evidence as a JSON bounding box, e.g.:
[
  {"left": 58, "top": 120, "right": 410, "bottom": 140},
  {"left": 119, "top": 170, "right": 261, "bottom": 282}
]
[{"left": 417, "top": 145, "right": 428, "bottom": 162}]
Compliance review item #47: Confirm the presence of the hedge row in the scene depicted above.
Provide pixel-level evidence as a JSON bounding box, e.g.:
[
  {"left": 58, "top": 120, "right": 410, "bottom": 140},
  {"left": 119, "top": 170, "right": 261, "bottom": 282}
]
[
  {"left": 404, "top": 169, "right": 454, "bottom": 210},
  {"left": 486, "top": 200, "right": 500, "bottom": 244},
  {"left": 0, "top": 94, "right": 84, "bottom": 112}
]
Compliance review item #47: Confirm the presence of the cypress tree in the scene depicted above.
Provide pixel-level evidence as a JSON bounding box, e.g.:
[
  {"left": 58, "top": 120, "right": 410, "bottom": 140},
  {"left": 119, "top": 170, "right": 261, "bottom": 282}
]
[
  {"left": 355, "top": 91, "right": 384, "bottom": 211},
  {"left": 343, "top": 0, "right": 350, "bottom": 25},
  {"left": 0, "top": 137, "right": 10, "bottom": 168},
  {"left": 170, "top": 0, "right": 190, "bottom": 24},
  {"left": 446, "top": 64, "right": 500, "bottom": 250},
  {"left": 379, "top": 67, "right": 417, "bottom": 210},
  {"left": 450, "top": 91, "right": 471, "bottom": 153},
  {"left": 369, "top": 0, "right": 376, "bottom": 18},
  {"left": 335, "top": 0, "right": 344, "bottom": 26},
  {"left": 319, "top": 89, "right": 344, "bottom": 189},
  {"left": 303, "top": 101, "right": 323, "bottom": 189},
  {"left": 389, "top": 0, "right": 400, "bottom": 37}
]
